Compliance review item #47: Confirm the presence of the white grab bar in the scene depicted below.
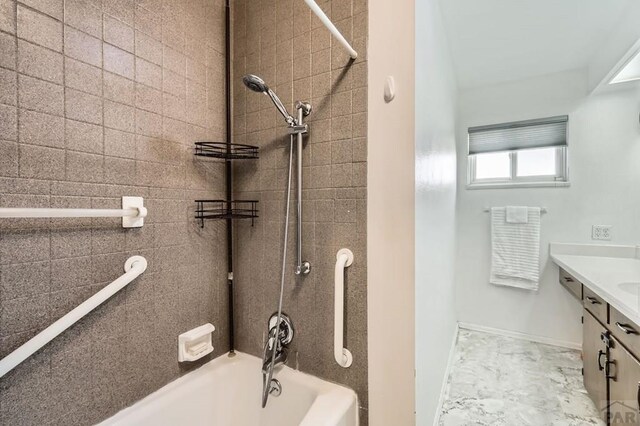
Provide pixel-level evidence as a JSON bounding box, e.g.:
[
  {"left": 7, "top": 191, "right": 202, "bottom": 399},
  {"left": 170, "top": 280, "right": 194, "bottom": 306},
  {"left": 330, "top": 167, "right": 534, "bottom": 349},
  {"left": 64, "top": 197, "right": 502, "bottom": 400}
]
[
  {"left": 0, "top": 255, "right": 148, "bottom": 378},
  {"left": 0, "top": 196, "right": 147, "bottom": 228},
  {"left": 334, "top": 248, "right": 354, "bottom": 368},
  {"left": 304, "top": 0, "right": 358, "bottom": 59}
]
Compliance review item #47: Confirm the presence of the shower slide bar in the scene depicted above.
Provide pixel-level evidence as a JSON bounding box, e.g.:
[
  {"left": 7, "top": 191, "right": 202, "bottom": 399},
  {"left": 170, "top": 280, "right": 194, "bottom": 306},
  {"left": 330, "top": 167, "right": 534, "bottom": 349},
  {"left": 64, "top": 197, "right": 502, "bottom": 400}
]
[
  {"left": 0, "top": 196, "right": 147, "bottom": 228},
  {"left": 334, "top": 248, "right": 354, "bottom": 368},
  {"left": 0, "top": 255, "right": 148, "bottom": 378},
  {"left": 304, "top": 0, "right": 358, "bottom": 59}
]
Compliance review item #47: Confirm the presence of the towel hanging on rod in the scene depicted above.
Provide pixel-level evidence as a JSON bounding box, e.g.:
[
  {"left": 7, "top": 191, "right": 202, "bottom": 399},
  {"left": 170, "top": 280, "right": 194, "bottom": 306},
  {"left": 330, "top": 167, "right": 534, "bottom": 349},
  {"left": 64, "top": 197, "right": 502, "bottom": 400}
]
[{"left": 490, "top": 207, "right": 541, "bottom": 291}]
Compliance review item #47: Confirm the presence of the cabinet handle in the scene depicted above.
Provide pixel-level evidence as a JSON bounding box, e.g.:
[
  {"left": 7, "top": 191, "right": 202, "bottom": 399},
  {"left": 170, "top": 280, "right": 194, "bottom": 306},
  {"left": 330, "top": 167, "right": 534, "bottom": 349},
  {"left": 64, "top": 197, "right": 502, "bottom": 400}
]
[
  {"left": 586, "top": 296, "right": 602, "bottom": 305},
  {"left": 564, "top": 277, "right": 574, "bottom": 282},
  {"left": 637, "top": 382, "right": 640, "bottom": 410},
  {"left": 615, "top": 322, "right": 639, "bottom": 335},
  {"left": 598, "top": 350, "right": 606, "bottom": 371}
]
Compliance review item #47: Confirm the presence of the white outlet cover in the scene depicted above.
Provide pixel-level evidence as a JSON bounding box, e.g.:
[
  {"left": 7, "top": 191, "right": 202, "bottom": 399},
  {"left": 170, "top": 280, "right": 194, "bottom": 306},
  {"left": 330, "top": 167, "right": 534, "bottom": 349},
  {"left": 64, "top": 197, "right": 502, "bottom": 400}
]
[{"left": 592, "top": 225, "right": 612, "bottom": 241}]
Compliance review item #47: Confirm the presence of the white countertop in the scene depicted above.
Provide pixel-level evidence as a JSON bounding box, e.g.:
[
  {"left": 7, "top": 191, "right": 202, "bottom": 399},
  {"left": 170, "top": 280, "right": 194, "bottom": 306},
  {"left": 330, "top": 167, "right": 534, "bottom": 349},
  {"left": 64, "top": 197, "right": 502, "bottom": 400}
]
[{"left": 550, "top": 243, "right": 640, "bottom": 326}]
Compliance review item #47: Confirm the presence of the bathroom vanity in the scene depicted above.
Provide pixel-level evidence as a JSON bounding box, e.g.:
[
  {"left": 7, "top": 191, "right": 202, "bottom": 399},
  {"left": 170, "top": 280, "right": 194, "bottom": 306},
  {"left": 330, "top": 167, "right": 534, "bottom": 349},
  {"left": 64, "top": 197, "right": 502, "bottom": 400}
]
[{"left": 551, "top": 243, "right": 640, "bottom": 424}]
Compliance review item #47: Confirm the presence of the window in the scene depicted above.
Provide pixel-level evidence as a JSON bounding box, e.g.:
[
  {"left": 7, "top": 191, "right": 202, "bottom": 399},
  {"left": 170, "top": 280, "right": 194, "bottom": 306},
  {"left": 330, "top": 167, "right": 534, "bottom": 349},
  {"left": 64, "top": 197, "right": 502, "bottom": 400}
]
[{"left": 467, "top": 116, "right": 569, "bottom": 188}]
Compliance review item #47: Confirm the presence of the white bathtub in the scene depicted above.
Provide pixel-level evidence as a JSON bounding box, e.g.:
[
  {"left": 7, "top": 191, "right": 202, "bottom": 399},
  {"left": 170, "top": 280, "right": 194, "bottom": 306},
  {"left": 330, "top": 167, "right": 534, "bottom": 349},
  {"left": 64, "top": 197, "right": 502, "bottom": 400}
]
[{"left": 99, "top": 352, "right": 358, "bottom": 426}]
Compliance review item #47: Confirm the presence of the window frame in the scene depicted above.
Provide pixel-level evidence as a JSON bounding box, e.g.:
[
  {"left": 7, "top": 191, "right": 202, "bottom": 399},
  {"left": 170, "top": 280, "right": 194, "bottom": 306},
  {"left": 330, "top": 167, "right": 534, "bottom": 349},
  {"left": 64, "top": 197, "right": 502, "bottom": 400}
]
[{"left": 467, "top": 146, "right": 569, "bottom": 189}]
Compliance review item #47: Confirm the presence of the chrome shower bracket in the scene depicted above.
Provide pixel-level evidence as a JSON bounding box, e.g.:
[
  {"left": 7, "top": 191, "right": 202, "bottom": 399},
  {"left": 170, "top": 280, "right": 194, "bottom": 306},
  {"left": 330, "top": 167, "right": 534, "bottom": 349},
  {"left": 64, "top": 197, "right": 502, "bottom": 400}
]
[{"left": 287, "top": 123, "right": 308, "bottom": 135}]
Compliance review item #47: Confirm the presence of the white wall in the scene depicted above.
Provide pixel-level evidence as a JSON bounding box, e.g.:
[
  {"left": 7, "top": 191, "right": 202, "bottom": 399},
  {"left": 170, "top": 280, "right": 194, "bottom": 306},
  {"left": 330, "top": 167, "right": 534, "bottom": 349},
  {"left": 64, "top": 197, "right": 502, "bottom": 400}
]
[
  {"left": 455, "top": 69, "right": 640, "bottom": 346},
  {"left": 367, "top": 0, "right": 416, "bottom": 424},
  {"left": 414, "top": 0, "right": 459, "bottom": 424},
  {"left": 588, "top": 2, "right": 640, "bottom": 90}
]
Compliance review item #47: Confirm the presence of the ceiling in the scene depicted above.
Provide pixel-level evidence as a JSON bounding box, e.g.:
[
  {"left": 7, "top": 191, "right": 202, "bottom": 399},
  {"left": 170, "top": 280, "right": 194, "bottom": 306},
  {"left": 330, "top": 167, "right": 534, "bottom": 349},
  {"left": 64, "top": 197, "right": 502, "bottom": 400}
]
[{"left": 439, "top": 0, "right": 635, "bottom": 90}]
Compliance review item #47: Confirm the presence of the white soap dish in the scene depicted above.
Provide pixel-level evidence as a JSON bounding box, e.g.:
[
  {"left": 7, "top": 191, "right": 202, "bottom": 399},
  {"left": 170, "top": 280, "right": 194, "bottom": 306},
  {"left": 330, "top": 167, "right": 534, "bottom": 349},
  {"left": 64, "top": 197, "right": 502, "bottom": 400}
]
[{"left": 178, "top": 323, "right": 215, "bottom": 362}]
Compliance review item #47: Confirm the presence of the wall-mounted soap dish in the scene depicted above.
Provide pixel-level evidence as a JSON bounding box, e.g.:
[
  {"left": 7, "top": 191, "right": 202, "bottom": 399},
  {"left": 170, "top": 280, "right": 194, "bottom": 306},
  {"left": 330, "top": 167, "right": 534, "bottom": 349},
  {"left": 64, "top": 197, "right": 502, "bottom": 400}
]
[{"left": 178, "top": 323, "right": 215, "bottom": 362}]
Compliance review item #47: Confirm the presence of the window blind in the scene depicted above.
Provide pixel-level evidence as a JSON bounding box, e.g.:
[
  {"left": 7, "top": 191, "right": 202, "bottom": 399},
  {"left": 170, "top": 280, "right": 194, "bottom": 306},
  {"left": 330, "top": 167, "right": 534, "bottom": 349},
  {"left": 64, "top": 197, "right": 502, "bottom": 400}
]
[{"left": 468, "top": 115, "right": 568, "bottom": 155}]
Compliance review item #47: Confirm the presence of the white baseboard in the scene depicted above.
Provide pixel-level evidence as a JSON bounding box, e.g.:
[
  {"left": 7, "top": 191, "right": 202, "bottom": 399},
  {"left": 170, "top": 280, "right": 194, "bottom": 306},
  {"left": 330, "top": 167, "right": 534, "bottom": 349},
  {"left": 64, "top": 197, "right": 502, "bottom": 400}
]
[
  {"left": 458, "top": 322, "right": 582, "bottom": 350},
  {"left": 431, "top": 323, "right": 459, "bottom": 426}
]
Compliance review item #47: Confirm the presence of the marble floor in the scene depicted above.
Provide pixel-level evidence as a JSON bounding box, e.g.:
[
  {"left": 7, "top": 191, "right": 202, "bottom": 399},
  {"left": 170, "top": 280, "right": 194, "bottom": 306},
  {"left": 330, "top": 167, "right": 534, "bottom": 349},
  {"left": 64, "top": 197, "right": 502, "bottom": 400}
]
[{"left": 438, "top": 329, "right": 605, "bottom": 426}]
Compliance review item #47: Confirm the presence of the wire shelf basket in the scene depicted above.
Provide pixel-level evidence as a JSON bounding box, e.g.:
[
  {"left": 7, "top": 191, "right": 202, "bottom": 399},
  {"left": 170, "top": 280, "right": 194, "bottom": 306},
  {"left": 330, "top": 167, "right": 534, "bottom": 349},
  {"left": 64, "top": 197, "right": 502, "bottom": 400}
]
[
  {"left": 194, "top": 142, "right": 259, "bottom": 160},
  {"left": 195, "top": 200, "right": 259, "bottom": 227}
]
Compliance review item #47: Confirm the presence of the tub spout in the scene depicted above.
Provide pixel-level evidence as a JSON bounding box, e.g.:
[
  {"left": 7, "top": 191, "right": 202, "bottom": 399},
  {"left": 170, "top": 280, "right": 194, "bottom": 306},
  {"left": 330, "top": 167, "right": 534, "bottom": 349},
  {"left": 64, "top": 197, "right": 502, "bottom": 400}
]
[{"left": 262, "top": 333, "right": 288, "bottom": 374}]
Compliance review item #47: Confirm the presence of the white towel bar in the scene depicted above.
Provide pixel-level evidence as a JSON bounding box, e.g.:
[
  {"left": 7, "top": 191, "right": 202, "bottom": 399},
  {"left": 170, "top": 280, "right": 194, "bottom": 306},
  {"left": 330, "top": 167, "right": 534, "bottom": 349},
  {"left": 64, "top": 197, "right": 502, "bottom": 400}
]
[
  {"left": 0, "top": 255, "right": 148, "bottom": 378},
  {"left": 334, "top": 248, "right": 354, "bottom": 368},
  {"left": 304, "top": 0, "right": 358, "bottom": 59},
  {"left": 0, "top": 196, "right": 147, "bottom": 228}
]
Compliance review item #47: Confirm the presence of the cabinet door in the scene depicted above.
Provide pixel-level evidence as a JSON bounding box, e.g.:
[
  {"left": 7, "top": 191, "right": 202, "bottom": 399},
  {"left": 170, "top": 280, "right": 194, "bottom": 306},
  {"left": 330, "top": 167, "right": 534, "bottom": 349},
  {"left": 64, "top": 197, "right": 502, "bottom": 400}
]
[
  {"left": 609, "top": 336, "right": 640, "bottom": 425},
  {"left": 584, "top": 309, "right": 608, "bottom": 419}
]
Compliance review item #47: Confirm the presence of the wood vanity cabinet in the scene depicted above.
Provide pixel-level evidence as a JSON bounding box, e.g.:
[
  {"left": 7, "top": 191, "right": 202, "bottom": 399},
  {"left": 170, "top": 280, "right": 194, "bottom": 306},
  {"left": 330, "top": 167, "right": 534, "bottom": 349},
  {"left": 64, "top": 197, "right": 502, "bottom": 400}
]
[{"left": 558, "top": 268, "right": 640, "bottom": 425}]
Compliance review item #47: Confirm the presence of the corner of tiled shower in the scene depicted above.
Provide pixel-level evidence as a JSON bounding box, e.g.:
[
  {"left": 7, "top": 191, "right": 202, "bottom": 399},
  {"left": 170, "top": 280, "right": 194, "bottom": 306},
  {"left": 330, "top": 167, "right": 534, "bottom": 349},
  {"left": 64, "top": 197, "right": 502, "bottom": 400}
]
[{"left": 0, "top": 0, "right": 369, "bottom": 424}]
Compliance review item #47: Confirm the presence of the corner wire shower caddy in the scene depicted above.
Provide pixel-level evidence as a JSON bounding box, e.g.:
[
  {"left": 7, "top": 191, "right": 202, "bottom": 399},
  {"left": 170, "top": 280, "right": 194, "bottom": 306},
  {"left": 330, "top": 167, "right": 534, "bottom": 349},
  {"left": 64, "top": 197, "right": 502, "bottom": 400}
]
[
  {"left": 194, "top": 141, "right": 259, "bottom": 160},
  {"left": 193, "top": 138, "right": 259, "bottom": 357},
  {"left": 194, "top": 199, "right": 258, "bottom": 228},
  {"left": 193, "top": 141, "right": 260, "bottom": 227}
]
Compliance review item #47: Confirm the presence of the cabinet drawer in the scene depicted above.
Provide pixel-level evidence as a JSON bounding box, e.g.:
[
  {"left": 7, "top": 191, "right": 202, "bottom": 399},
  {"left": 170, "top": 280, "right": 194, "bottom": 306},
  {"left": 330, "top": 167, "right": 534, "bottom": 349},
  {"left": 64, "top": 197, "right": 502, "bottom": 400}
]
[
  {"left": 610, "top": 307, "right": 640, "bottom": 360},
  {"left": 583, "top": 286, "right": 608, "bottom": 324},
  {"left": 559, "top": 268, "right": 582, "bottom": 300}
]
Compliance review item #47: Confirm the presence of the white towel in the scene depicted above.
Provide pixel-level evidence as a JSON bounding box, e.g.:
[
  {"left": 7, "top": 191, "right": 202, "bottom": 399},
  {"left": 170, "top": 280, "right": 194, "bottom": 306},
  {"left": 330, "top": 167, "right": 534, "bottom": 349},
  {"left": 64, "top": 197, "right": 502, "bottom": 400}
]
[
  {"left": 506, "top": 206, "right": 528, "bottom": 224},
  {"left": 490, "top": 207, "right": 541, "bottom": 291}
]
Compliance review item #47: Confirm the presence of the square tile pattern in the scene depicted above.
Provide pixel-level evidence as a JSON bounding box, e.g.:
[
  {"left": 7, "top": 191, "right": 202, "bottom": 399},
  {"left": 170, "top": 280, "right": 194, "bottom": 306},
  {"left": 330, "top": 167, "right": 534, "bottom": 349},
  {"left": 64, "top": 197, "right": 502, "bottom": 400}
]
[
  {"left": 0, "top": 0, "right": 230, "bottom": 424},
  {"left": 439, "top": 329, "right": 605, "bottom": 425},
  {"left": 231, "top": 0, "right": 369, "bottom": 422}
]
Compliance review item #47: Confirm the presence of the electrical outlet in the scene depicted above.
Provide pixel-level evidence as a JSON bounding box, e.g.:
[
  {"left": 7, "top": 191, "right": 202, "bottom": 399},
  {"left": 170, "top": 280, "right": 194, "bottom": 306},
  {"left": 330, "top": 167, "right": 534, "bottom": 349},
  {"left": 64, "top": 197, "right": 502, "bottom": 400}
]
[{"left": 592, "top": 225, "right": 612, "bottom": 241}]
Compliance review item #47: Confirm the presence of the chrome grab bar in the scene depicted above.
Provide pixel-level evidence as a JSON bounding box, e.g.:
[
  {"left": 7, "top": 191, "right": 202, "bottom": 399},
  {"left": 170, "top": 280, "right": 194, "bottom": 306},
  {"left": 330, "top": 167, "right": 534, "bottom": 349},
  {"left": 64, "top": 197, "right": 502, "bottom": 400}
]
[
  {"left": 334, "top": 248, "right": 354, "bottom": 368},
  {"left": 0, "top": 256, "right": 148, "bottom": 378}
]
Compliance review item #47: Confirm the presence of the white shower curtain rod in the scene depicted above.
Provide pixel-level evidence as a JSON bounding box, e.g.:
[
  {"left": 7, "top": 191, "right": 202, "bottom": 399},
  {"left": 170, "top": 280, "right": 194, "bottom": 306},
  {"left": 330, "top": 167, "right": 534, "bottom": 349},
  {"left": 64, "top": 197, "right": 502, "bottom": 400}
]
[{"left": 304, "top": 0, "right": 358, "bottom": 59}]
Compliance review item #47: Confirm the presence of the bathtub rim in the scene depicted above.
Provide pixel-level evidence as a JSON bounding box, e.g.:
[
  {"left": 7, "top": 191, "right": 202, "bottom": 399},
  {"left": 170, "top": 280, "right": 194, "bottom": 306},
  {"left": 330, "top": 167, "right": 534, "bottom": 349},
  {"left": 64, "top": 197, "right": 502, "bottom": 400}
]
[{"left": 98, "top": 351, "right": 359, "bottom": 426}]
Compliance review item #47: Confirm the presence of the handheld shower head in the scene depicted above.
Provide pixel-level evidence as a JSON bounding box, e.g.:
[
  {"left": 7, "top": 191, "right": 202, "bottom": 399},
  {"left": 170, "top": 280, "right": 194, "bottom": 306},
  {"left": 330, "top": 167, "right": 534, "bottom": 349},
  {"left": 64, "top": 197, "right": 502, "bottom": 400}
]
[
  {"left": 243, "top": 74, "right": 295, "bottom": 126},
  {"left": 242, "top": 74, "right": 269, "bottom": 93}
]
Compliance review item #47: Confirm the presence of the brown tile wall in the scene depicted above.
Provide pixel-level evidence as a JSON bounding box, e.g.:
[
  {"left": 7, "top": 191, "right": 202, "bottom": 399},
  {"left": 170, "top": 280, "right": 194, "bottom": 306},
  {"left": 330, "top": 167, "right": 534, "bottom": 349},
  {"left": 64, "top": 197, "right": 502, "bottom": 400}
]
[
  {"left": 231, "top": 0, "right": 369, "bottom": 421},
  {"left": 0, "top": 0, "right": 230, "bottom": 424}
]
